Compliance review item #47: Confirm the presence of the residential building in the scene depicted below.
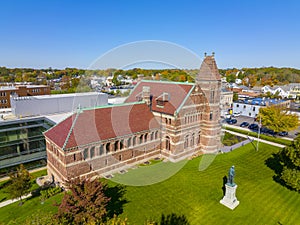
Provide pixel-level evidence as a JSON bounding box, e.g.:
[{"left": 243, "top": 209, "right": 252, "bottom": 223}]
[
  {"left": 233, "top": 97, "right": 291, "bottom": 118},
  {"left": 0, "top": 85, "right": 50, "bottom": 108}
]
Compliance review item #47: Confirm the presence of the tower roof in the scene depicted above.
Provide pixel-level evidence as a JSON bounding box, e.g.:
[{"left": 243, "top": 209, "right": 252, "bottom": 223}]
[{"left": 197, "top": 54, "right": 221, "bottom": 81}]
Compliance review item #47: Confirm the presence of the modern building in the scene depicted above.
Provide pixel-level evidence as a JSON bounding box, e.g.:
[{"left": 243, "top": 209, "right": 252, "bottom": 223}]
[
  {"left": 232, "top": 97, "right": 291, "bottom": 118},
  {"left": 44, "top": 55, "right": 222, "bottom": 185},
  {"left": 0, "top": 85, "right": 50, "bottom": 108},
  {"left": 0, "top": 117, "right": 55, "bottom": 171},
  {"left": 11, "top": 92, "right": 108, "bottom": 117}
]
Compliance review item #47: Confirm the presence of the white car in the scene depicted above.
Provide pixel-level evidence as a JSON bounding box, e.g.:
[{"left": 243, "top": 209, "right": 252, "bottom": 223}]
[{"left": 233, "top": 112, "right": 241, "bottom": 117}]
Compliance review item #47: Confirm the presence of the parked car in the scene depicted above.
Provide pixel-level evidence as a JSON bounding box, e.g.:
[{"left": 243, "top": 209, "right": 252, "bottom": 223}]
[
  {"left": 227, "top": 118, "right": 237, "bottom": 124},
  {"left": 240, "top": 122, "right": 249, "bottom": 127},
  {"left": 278, "top": 131, "right": 288, "bottom": 136},
  {"left": 233, "top": 112, "right": 241, "bottom": 117},
  {"left": 248, "top": 123, "right": 259, "bottom": 130},
  {"left": 267, "top": 129, "right": 277, "bottom": 136}
]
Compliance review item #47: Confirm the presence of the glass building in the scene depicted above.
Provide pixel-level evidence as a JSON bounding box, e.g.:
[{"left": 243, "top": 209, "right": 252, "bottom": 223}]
[{"left": 0, "top": 117, "right": 54, "bottom": 171}]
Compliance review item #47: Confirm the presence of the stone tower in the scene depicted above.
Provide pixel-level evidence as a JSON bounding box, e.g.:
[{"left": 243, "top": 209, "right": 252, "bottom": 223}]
[{"left": 197, "top": 53, "right": 222, "bottom": 153}]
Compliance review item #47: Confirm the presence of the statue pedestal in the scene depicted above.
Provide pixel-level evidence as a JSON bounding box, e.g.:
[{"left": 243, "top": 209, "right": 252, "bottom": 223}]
[{"left": 220, "top": 183, "right": 239, "bottom": 210}]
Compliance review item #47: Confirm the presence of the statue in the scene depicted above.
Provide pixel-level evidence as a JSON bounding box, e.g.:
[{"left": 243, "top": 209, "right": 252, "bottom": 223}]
[
  {"left": 228, "top": 165, "right": 235, "bottom": 185},
  {"left": 220, "top": 165, "right": 239, "bottom": 209}
]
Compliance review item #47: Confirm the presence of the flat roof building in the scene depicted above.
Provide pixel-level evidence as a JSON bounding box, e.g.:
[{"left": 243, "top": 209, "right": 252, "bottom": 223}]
[{"left": 11, "top": 92, "right": 108, "bottom": 117}]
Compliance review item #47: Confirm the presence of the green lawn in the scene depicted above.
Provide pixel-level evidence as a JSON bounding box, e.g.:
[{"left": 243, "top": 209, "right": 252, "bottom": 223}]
[
  {"left": 0, "top": 169, "right": 47, "bottom": 203},
  {"left": 1, "top": 143, "right": 300, "bottom": 224}
]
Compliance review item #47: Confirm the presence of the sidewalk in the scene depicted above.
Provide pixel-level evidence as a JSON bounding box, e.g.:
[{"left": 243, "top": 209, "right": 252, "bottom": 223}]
[
  {"left": 223, "top": 129, "right": 286, "bottom": 149},
  {"left": 0, "top": 166, "right": 47, "bottom": 183},
  {"left": 0, "top": 193, "right": 32, "bottom": 208}
]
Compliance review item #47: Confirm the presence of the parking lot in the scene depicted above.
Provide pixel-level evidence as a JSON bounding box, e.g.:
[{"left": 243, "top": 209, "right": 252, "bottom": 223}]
[{"left": 222, "top": 115, "right": 299, "bottom": 139}]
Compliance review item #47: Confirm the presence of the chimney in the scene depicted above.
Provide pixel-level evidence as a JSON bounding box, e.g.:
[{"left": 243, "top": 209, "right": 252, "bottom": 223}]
[{"left": 142, "top": 86, "right": 151, "bottom": 106}]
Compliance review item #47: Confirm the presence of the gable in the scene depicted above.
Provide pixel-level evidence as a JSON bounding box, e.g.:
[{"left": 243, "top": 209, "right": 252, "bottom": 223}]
[{"left": 125, "top": 80, "right": 194, "bottom": 115}]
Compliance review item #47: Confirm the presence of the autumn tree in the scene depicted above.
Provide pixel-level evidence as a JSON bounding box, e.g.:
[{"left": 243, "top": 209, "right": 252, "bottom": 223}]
[
  {"left": 56, "top": 178, "right": 110, "bottom": 225},
  {"left": 258, "top": 105, "right": 299, "bottom": 133},
  {"left": 8, "top": 164, "right": 32, "bottom": 205}
]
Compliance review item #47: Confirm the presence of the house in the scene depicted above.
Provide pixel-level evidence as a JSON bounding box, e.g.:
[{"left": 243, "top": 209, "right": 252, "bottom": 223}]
[{"left": 44, "top": 55, "right": 222, "bottom": 185}]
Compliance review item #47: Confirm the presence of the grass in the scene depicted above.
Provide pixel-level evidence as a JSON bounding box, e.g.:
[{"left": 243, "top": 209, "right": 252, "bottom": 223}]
[
  {"left": 224, "top": 126, "right": 292, "bottom": 146},
  {"left": 0, "top": 193, "right": 62, "bottom": 225},
  {"left": 1, "top": 144, "right": 300, "bottom": 224},
  {"left": 222, "top": 131, "right": 246, "bottom": 146},
  {"left": 0, "top": 169, "right": 47, "bottom": 203}
]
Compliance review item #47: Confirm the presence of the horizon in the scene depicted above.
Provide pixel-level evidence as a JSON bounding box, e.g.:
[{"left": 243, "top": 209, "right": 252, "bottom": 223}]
[{"left": 1, "top": 1, "right": 300, "bottom": 69}]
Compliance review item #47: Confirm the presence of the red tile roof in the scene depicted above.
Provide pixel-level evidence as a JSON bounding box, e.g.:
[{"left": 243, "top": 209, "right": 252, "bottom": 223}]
[
  {"left": 125, "top": 81, "right": 194, "bottom": 115},
  {"left": 44, "top": 102, "right": 159, "bottom": 149}
]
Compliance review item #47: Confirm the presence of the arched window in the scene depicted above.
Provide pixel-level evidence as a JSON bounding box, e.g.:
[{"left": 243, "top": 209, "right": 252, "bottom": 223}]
[
  {"left": 197, "top": 131, "right": 201, "bottom": 144},
  {"left": 120, "top": 140, "right": 124, "bottom": 150},
  {"left": 127, "top": 137, "right": 131, "bottom": 147},
  {"left": 144, "top": 133, "right": 148, "bottom": 142},
  {"left": 83, "top": 148, "right": 88, "bottom": 160},
  {"left": 114, "top": 141, "right": 119, "bottom": 151},
  {"left": 90, "top": 146, "right": 95, "bottom": 158},
  {"left": 165, "top": 136, "right": 171, "bottom": 151},
  {"left": 150, "top": 132, "right": 154, "bottom": 141},
  {"left": 191, "top": 134, "right": 195, "bottom": 146},
  {"left": 155, "top": 131, "right": 158, "bottom": 139},
  {"left": 139, "top": 135, "right": 143, "bottom": 144},
  {"left": 99, "top": 145, "right": 104, "bottom": 155},
  {"left": 184, "top": 135, "right": 189, "bottom": 148},
  {"left": 133, "top": 136, "right": 136, "bottom": 146},
  {"left": 106, "top": 143, "right": 110, "bottom": 154}
]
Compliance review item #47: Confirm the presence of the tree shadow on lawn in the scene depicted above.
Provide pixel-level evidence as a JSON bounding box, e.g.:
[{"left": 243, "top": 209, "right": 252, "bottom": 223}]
[
  {"left": 265, "top": 153, "right": 292, "bottom": 189},
  {"left": 104, "top": 184, "right": 128, "bottom": 218},
  {"left": 158, "top": 213, "right": 190, "bottom": 225}
]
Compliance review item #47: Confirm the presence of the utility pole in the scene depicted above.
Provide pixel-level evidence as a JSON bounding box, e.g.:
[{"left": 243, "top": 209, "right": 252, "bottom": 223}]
[{"left": 256, "top": 115, "right": 261, "bottom": 151}]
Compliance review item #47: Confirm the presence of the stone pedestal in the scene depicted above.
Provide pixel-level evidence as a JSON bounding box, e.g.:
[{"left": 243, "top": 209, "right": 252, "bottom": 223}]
[{"left": 220, "top": 183, "right": 239, "bottom": 210}]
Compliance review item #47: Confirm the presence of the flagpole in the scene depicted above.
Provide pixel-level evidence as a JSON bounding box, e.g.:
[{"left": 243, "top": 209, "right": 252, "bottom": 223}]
[{"left": 256, "top": 115, "right": 261, "bottom": 151}]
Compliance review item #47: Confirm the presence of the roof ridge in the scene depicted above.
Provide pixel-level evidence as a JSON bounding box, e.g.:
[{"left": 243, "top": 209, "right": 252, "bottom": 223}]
[
  {"left": 62, "top": 109, "right": 82, "bottom": 150},
  {"left": 141, "top": 79, "right": 194, "bottom": 85},
  {"left": 82, "top": 101, "right": 145, "bottom": 111},
  {"left": 175, "top": 84, "right": 196, "bottom": 115}
]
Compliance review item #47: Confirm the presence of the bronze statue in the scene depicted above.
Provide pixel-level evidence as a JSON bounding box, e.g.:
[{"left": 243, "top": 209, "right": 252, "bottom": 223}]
[{"left": 228, "top": 165, "right": 235, "bottom": 185}]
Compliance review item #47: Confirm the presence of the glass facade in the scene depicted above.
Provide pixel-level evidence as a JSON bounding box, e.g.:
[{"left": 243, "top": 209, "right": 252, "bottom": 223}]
[{"left": 0, "top": 117, "right": 54, "bottom": 169}]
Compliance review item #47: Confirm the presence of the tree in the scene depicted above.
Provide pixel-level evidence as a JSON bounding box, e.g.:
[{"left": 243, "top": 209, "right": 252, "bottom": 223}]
[
  {"left": 8, "top": 164, "right": 32, "bottom": 205},
  {"left": 56, "top": 178, "right": 110, "bottom": 225},
  {"left": 233, "top": 92, "right": 238, "bottom": 102},
  {"left": 277, "top": 136, "right": 300, "bottom": 192},
  {"left": 258, "top": 105, "right": 299, "bottom": 133}
]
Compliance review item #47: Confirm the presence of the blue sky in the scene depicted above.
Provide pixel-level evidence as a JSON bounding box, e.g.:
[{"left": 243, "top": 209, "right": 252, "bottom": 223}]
[{"left": 1, "top": 0, "right": 300, "bottom": 69}]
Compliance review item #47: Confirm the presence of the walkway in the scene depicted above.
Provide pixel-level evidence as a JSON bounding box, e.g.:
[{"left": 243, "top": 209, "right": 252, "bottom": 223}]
[
  {"left": 0, "top": 193, "right": 32, "bottom": 208},
  {"left": 0, "top": 166, "right": 47, "bottom": 182},
  {"left": 223, "top": 129, "right": 286, "bottom": 150}
]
